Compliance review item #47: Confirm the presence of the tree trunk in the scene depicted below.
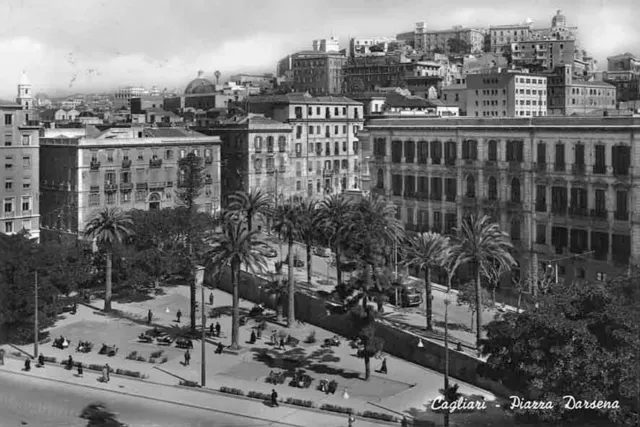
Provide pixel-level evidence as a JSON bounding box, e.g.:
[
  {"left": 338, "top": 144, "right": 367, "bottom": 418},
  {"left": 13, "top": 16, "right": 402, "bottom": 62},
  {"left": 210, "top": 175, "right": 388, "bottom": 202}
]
[
  {"left": 491, "top": 287, "right": 496, "bottom": 307},
  {"left": 230, "top": 261, "right": 240, "bottom": 350},
  {"left": 335, "top": 239, "right": 342, "bottom": 286},
  {"left": 104, "top": 250, "right": 112, "bottom": 312},
  {"left": 475, "top": 267, "right": 482, "bottom": 348},
  {"left": 287, "top": 238, "right": 296, "bottom": 327},
  {"left": 247, "top": 213, "right": 252, "bottom": 233},
  {"left": 425, "top": 266, "right": 433, "bottom": 331},
  {"left": 364, "top": 351, "right": 371, "bottom": 380},
  {"left": 516, "top": 292, "right": 522, "bottom": 314},
  {"left": 190, "top": 269, "right": 197, "bottom": 332},
  {"left": 447, "top": 272, "right": 452, "bottom": 292},
  {"left": 306, "top": 241, "right": 312, "bottom": 285}
]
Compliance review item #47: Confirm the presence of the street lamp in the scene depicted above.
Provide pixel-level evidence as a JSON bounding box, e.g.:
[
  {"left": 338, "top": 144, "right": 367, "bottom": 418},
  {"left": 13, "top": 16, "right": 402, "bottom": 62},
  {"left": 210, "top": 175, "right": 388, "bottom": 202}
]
[
  {"left": 444, "top": 296, "right": 451, "bottom": 427},
  {"left": 34, "top": 271, "right": 39, "bottom": 359},
  {"left": 195, "top": 265, "right": 206, "bottom": 387}
]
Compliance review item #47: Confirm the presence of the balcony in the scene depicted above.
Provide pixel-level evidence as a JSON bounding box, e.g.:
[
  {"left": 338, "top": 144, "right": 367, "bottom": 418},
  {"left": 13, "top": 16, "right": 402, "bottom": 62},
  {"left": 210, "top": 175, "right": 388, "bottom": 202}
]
[
  {"left": 22, "top": 209, "right": 32, "bottom": 216},
  {"left": 404, "top": 191, "right": 417, "bottom": 199},
  {"left": 166, "top": 181, "right": 174, "bottom": 187},
  {"left": 90, "top": 160, "right": 100, "bottom": 171},
  {"left": 551, "top": 205, "right": 567, "bottom": 215},
  {"left": 278, "top": 166, "right": 286, "bottom": 173},
  {"left": 136, "top": 183, "right": 148, "bottom": 190},
  {"left": 119, "top": 183, "right": 133, "bottom": 191},
  {"left": 483, "top": 198, "right": 499, "bottom": 209},
  {"left": 444, "top": 157, "right": 456, "bottom": 166},
  {"left": 445, "top": 194, "right": 456, "bottom": 203},
  {"left": 592, "top": 164, "right": 606, "bottom": 174},
  {"left": 104, "top": 184, "right": 118, "bottom": 193},
  {"left": 484, "top": 160, "right": 498, "bottom": 169},
  {"left": 507, "top": 200, "right": 521, "bottom": 211},
  {"left": 591, "top": 209, "right": 607, "bottom": 219},
  {"left": 204, "top": 177, "right": 213, "bottom": 185},
  {"left": 508, "top": 161, "right": 522, "bottom": 171},
  {"left": 2, "top": 210, "right": 15, "bottom": 218},
  {"left": 149, "top": 182, "right": 165, "bottom": 190},
  {"left": 90, "top": 185, "right": 100, "bottom": 193},
  {"left": 430, "top": 193, "right": 442, "bottom": 201},
  {"left": 534, "top": 162, "right": 547, "bottom": 173},
  {"left": 553, "top": 163, "right": 566, "bottom": 173},
  {"left": 204, "top": 156, "right": 213, "bottom": 165},
  {"left": 461, "top": 195, "right": 476, "bottom": 206},
  {"left": 295, "top": 151, "right": 302, "bottom": 157},
  {"left": 325, "top": 150, "right": 331, "bottom": 156},
  {"left": 613, "top": 167, "right": 630, "bottom": 178},
  {"left": 323, "top": 169, "right": 333, "bottom": 177},
  {"left": 121, "top": 159, "right": 132, "bottom": 169},
  {"left": 568, "top": 206, "right": 589, "bottom": 218},
  {"left": 149, "top": 158, "right": 163, "bottom": 168},
  {"left": 405, "top": 157, "right": 415, "bottom": 164},
  {"left": 571, "top": 163, "right": 586, "bottom": 175},
  {"left": 535, "top": 202, "right": 547, "bottom": 212},
  {"left": 267, "top": 168, "right": 275, "bottom": 175},
  {"left": 614, "top": 211, "right": 629, "bottom": 221}
]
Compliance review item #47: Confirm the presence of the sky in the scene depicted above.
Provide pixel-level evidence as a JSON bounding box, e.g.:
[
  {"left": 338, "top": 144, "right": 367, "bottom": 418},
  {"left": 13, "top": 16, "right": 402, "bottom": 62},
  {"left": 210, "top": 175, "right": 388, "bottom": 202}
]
[{"left": 0, "top": 0, "right": 637, "bottom": 99}]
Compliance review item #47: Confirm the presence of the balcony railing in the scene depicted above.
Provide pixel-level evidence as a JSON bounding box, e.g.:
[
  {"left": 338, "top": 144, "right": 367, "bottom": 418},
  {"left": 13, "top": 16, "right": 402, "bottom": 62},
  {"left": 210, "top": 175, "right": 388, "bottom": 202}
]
[
  {"left": 278, "top": 166, "right": 286, "bottom": 173},
  {"left": 614, "top": 211, "right": 629, "bottom": 221},
  {"left": 90, "top": 185, "right": 100, "bottom": 192},
  {"left": 149, "top": 182, "right": 165, "bottom": 190},
  {"left": 508, "top": 161, "right": 522, "bottom": 171},
  {"left": 591, "top": 209, "right": 607, "bottom": 219},
  {"left": 166, "top": 181, "right": 174, "bottom": 187},
  {"left": 405, "top": 157, "right": 415, "bottom": 164},
  {"left": 430, "top": 193, "right": 442, "bottom": 201},
  {"left": 445, "top": 194, "right": 456, "bottom": 202},
  {"left": 90, "top": 160, "right": 100, "bottom": 171},
  {"left": 121, "top": 159, "right": 132, "bottom": 169},
  {"left": 571, "top": 163, "right": 586, "bottom": 174},
  {"left": 551, "top": 205, "right": 567, "bottom": 215},
  {"left": 484, "top": 160, "right": 498, "bottom": 168},
  {"left": 136, "top": 183, "right": 148, "bottom": 190},
  {"left": 613, "top": 168, "right": 630, "bottom": 178},
  {"left": 507, "top": 200, "right": 521, "bottom": 211},
  {"left": 444, "top": 157, "right": 456, "bottom": 166},
  {"left": 534, "top": 162, "right": 547, "bottom": 173},
  {"left": 392, "top": 189, "right": 402, "bottom": 197},
  {"left": 535, "top": 202, "right": 546, "bottom": 212},
  {"left": 149, "top": 158, "right": 163, "bottom": 168},
  {"left": 119, "top": 183, "right": 133, "bottom": 191},
  {"left": 2, "top": 210, "right": 15, "bottom": 218},
  {"left": 296, "top": 151, "right": 302, "bottom": 157},
  {"left": 568, "top": 206, "right": 589, "bottom": 217},
  {"left": 461, "top": 195, "right": 476, "bottom": 206},
  {"left": 104, "top": 184, "right": 118, "bottom": 192},
  {"left": 593, "top": 164, "right": 606, "bottom": 174}
]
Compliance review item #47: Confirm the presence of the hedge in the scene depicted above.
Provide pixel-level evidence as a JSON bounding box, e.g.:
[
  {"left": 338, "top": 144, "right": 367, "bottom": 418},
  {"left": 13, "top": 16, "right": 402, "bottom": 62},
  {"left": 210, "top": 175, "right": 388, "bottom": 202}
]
[
  {"left": 219, "top": 386, "right": 244, "bottom": 396},
  {"left": 285, "top": 397, "right": 314, "bottom": 408},
  {"left": 247, "top": 391, "right": 271, "bottom": 400},
  {"left": 42, "top": 356, "right": 57, "bottom": 363},
  {"left": 320, "top": 403, "right": 354, "bottom": 414},
  {"left": 180, "top": 380, "right": 200, "bottom": 388},
  {"left": 361, "top": 411, "right": 398, "bottom": 422}
]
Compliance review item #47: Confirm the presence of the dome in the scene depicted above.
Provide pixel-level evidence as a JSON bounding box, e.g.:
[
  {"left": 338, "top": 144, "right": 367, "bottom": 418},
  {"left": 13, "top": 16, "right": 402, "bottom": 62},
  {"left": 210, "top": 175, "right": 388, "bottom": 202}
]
[
  {"left": 185, "top": 70, "right": 216, "bottom": 95},
  {"left": 552, "top": 9, "right": 566, "bottom": 28}
]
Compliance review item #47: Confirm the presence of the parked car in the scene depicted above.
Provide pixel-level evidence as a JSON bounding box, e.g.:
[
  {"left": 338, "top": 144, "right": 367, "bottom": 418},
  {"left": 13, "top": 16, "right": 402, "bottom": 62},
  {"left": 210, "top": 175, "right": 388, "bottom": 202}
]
[{"left": 386, "top": 278, "right": 423, "bottom": 308}]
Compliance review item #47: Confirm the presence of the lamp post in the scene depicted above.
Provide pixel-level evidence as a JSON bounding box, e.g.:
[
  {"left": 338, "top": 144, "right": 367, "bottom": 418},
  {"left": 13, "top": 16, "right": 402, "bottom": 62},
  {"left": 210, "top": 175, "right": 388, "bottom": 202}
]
[
  {"left": 443, "top": 296, "right": 451, "bottom": 427},
  {"left": 34, "top": 271, "right": 39, "bottom": 359},
  {"left": 195, "top": 265, "right": 206, "bottom": 387}
]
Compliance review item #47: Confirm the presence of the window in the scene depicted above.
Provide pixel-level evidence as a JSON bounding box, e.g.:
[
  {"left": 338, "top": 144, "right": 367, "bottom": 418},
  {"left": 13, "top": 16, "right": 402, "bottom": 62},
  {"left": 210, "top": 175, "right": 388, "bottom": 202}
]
[
  {"left": 536, "top": 142, "right": 546, "bottom": 163},
  {"left": 121, "top": 192, "right": 131, "bottom": 203},
  {"left": 536, "top": 223, "right": 546, "bottom": 244},
  {"left": 165, "top": 149, "right": 173, "bottom": 160},
  {"left": 4, "top": 197, "right": 14, "bottom": 213},
  {"left": 594, "top": 145, "right": 605, "bottom": 173},
  {"left": 267, "top": 136, "right": 274, "bottom": 153},
  {"left": 487, "top": 177, "right": 497, "bottom": 200},
  {"left": 4, "top": 222, "right": 13, "bottom": 233},
  {"left": 4, "top": 114, "right": 12, "bottom": 125},
  {"left": 254, "top": 136, "right": 263, "bottom": 150},
  {"left": 21, "top": 156, "right": 31, "bottom": 168},
  {"left": 22, "top": 135, "right": 30, "bottom": 146},
  {"left": 106, "top": 192, "right": 116, "bottom": 204},
  {"left": 21, "top": 196, "right": 31, "bottom": 212},
  {"left": 89, "top": 193, "right": 100, "bottom": 206},
  {"left": 296, "top": 126, "right": 302, "bottom": 139},
  {"left": 596, "top": 272, "right": 607, "bottom": 282},
  {"left": 137, "top": 150, "right": 144, "bottom": 160},
  {"left": 4, "top": 155, "right": 13, "bottom": 169},
  {"left": 135, "top": 191, "right": 146, "bottom": 202},
  {"left": 4, "top": 178, "right": 12, "bottom": 191},
  {"left": 278, "top": 136, "right": 286, "bottom": 152},
  {"left": 309, "top": 126, "right": 314, "bottom": 135},
  {"left": 107, "top": 150, "right": 114, "bottom": 162},
  {"left": 511, "top": 177, "right": 521, "bottom": 202},
  {"left": 487, "top": 140, "right": 498, "bottom": 161}
]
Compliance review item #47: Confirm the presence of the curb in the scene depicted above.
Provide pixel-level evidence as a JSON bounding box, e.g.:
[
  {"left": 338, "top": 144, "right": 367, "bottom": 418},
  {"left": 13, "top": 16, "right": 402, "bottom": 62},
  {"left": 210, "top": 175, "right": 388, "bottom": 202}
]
[{"left": 0, "top": 363, "right": 307, "bottom": 427}]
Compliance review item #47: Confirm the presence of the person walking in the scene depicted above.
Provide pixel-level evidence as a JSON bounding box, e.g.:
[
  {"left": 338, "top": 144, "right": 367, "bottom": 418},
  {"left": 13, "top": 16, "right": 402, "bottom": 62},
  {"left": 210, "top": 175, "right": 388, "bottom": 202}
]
[
  {"left": 103, "top": 363, "right": 110, "bottom": 382},
  {"left": 184, "top": 349, "right": 191, "bottom": 366},
  {"left": 38, "top": 353, "right": 45, "bottom": 367},
  {"left": 348, "top": 411, "right": 356, "bottom": 426},
  {"left": 147, "top": 309, "right": 153, "bottom": 325},
  {"left": 77, "top": 362, "right": 83, "bottom": 376},
  {"left": 209, "top": 292, "right": 214, "bottom": 306},
  {"left": 176, "top": 309, "right": 182, "bottom": 323},
  {"left": 209, "top": 323, "right": 214, "bottom": 337},
  {"left": 380, "top": 357, "right": 388, "bottom": 375},
  {"left": 270, "top": 389, "right": 279, "bottom": 407},
  {"left": 24, "top": 357, "right": 31, "bottom": 371},
  {"left": 278, "top": 337, "right": 286, "bottom": 350},
  {"left": 0, "top": 348, "right": 5, "bottom": 365},
  {"left": 67, "top": 355, "right": 74, "bottom": 370},
  {"left": 215, "top": 322, "right": 221, "bottom": 337}
]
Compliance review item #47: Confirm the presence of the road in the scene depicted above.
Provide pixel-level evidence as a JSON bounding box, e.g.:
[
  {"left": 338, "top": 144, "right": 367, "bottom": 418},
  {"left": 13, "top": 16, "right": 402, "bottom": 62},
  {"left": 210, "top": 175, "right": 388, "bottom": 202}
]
[{"left": 0, "top": 370, "right": 291, "bottom": 427}]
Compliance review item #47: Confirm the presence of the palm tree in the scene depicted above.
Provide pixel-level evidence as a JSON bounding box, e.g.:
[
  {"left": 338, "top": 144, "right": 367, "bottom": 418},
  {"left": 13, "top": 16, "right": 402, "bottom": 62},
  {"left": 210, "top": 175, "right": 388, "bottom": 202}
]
[
  {"left": 404, "top": 232, "right": 451, "bottom": 331},
  {"left": 203, "top": 218, "right": 266, "bottom": 349},
  {"left": 452, "top": 215, "right": 516, "bottom": 347},
  {"left": 272, "top": 203, "right": 301, "bottom": 327},
  {"left": 317, "top": 194, "right": 354, "bottom": 286},
  {"left": 214, "top": 70, "right": 221, "bottom": 85},
  {"left": 84, "top": 207, "right": 134, "bottom": 312},
  {"left": 228, "top": 188, "right": 272, "bottom": 233},
  {"left": 297, "top": 199, "right": 319, "bottom": 285}
]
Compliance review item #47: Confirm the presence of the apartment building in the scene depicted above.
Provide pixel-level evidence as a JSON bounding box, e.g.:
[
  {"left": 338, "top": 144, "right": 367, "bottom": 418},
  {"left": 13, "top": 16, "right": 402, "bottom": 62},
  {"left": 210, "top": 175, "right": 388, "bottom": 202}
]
[
  {"left": 511, "top": 39, "right": 576, "bottom": 71},
  {"left": 248, "top": 93, "right": 365, "bottom": 197},
  {"left": 194, "top": 114, "right": 295, "bottom": 206},
  {"left": 466, "top": 70, "right": 548, "bottom": 117},
  {"left": 414, "top": 22, "right": 485, "bottom": 54},
  {"left": 546, "top": 65, "right": 617, "bottom": 116},
  {"left": 292, "top": 50, "right": 347, "bottom": 95},
  {"left": 489, "top": 23, "right": 532, "bottom": 54},
  {"left": 360, "top": 116, "right": 640, "bottom": 286},
  {"left": 0, "top": 103, "right": 41, "bottom": 241},
  {"left": 604, "top": 53, "right": 640, "bottom": 102},
  {"left": 39, "top": 127, "right": 221, "bottom": 235}
]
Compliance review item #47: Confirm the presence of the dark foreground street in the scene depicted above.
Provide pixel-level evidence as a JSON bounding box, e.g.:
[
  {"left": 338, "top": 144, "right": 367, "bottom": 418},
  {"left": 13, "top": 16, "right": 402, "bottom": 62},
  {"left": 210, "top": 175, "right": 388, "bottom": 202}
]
[{"left": 0, "top": 370, "right": 290, "bottom": 427}]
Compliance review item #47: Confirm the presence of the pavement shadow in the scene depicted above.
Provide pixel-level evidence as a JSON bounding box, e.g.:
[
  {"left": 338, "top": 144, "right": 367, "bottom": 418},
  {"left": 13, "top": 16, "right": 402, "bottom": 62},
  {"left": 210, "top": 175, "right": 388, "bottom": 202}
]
[
  {"left": 433, "top": 319, "right": 472, "bottom": 333},
  {"left": 209, "top": 306, "right": 250, "bottom": 318}
]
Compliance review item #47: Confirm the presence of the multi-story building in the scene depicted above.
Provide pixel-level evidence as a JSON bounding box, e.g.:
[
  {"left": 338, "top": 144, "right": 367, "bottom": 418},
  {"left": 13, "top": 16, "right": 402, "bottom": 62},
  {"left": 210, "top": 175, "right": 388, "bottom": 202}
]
[
  {"left": 247, "top": 93, "right": 365, "bottom": 197},
  {"left": 414, "top": 22, "right": 485, "bottom": 54},
  {"left": 312, "top": 37, "right": 340, "bottom": 53},
  {"left": 511, "top": 39, "right": 576, "bottom": 71},
  {"left": 114, "top": 86, "right": 146, "bottom": 109},
  {"left": 604, "top": 53, "right": 640, "bottom": 102},
  {"left": 607, "top": 53, "right": 640, "bottom": 73},
  {"left": 130, "top": 95, "right": 165, "bottom": 114},
  {"left": 360, "top": 116, "right": 640, "bottom": 288},
  {"left": 349, "top": 37, "right": 397, "bottom": 57},
  {"left": 0, "top": 102, "right": 41, "bottom": 241},
  {"left": 546, "top": 65, "right": 617, "bottom": 116},
  {"left": 39, "top": 127, "right": 221, "bottom": 235},
  {"left": 195, "top": 114, "right": 294, "bottom": 208},
  {"left": 441, "top": 77, "right": 468, "bottom": 116},
  {"left": 292, "top": 50, "right": 347, "bottom": 95},
  {"left": 489, "top": 23, "right": 532, "bottom": 54},
  {"left": 466, "top": 70, "right": 548, "bottom": 118}
]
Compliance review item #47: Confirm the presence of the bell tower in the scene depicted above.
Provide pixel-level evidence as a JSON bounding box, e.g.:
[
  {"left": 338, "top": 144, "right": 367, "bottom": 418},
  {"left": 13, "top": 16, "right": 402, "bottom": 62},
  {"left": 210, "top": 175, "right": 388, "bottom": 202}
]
[{"left": 16, "top": 70, "right": 33, "bottom": 110}]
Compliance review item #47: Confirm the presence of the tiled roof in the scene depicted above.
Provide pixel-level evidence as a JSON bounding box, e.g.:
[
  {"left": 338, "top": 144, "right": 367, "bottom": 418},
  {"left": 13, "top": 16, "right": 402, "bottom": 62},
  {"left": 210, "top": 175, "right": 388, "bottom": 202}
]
[
  {"left": 142, "top": 128, "right": 207, "bottom": 138},
  {"left": 384, "top": 93, "right": 433, "bottom": 108}
]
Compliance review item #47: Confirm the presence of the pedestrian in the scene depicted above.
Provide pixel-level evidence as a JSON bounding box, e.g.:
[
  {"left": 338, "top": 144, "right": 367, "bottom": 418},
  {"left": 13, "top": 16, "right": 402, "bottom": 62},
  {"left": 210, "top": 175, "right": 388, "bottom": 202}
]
[
  {"left": 0, "top": 348, "right": 5, "bottom": 365},
  {"left": 67, "top": 355, "right": 74, "bottom": 370},
  {"left": 348, "top": 411, "right": 356, "bottom": 426},
  {"left": 24, "top": 357, "right": 31, "bottom": 371},
  {"left": 278, "top": 337, "right": 286, "bottom": 350},
  {"left": 250, "top": 330, "right": 256, "bottom": 344},
  {"left": 184, "top": 349, "right": 191, "bottom": 366},
  {"left": 77, "top": 362, "right": 83, "bottom": 376},
  {"left": 209, "top": 323, "right": 214, "bottom": 337},
  {"left": 147, "top": 309, "right": 153, "bottom": 325},
  {"left": 270, "top": 330, "right": 277, "bottom": 345},
  {"left": 38, "top": 353, "right": 45, "bottom": 367},
  {"left": 177, "top": 309, "right": 182, "bottom": 323},
  {"left": 271, "top": 388, "right": 279, "bottom": 407},
  {"left": 209, "top": 292, "right": 214, "bottom": 306},
  {"left": 380, "top": 357, "right": 388, "bottom": 375},
  {"left": 103, "top": 363, "right": 110, "bottom": 382},
  {"left": 215, "top": 342, "right": 224, "bottom": 354},
  {"left": 215, "top": 322, "right": 221, "bottom": 337}
]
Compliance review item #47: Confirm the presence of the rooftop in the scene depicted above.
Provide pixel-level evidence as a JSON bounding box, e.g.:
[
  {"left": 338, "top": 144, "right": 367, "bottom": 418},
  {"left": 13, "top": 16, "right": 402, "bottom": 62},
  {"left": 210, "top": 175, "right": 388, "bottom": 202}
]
[
  {"left": 366, "top": 116, "right": 640, "bottom": 129},
  {"left": 248, "top": 93, "right": 362, "bottom": 106}
]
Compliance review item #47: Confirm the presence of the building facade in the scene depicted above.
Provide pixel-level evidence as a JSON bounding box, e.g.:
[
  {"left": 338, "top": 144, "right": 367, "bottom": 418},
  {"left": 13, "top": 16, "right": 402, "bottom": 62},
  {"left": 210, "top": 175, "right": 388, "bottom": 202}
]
[
  {"left": 0, "top": 103, "right": 41, "bottom": 241},
  {"left": 349, "top": 37, "right": 397, "bottom": 57},
  {"left": 607, "top": 53, "right": 640, "bottom": 73},
  {"left": 414, "top": 22, "right": 485, "bottom": 54},
  {"left": 360, "top": 116, "right": 640, "bottom": 287},
  {"left": 292, "top": 51, "right": 347, "bottom": 95},
  {"left": 546, "top": 65, "right": 617, "bottom": 116},
  {"left": 466, "top": 71, "right": 548, "bottom": 118},
  {"left": 511, "top": 39, "right": 576, "bottom": 71},
  {"left": 248, "top": 94, "right": 365, "bottom": 197},
  {"left": 39, "top": 127, "right": 221, "bottom": 235}
]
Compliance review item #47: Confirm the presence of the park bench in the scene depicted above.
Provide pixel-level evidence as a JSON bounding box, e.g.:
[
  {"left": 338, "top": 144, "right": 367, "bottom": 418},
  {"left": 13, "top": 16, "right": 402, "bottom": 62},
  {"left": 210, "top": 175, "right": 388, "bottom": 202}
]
[
  {"left": 76, "top": 341, "right": 93, "bottom": 353},
  {"left": 157, "top": 336, "right": 173, "bottom": 346},
  {"left": 266, "top": 370, "right": 286, "bottom": 385},
  {"left": 137, "top": 333, "right": 154, "bottom": 343},
  {"left": 99, "top": 344, "right": 118, "bottom": 357},
  {"left": 175, "top": 338, "right": 194, "bottom": 349}
]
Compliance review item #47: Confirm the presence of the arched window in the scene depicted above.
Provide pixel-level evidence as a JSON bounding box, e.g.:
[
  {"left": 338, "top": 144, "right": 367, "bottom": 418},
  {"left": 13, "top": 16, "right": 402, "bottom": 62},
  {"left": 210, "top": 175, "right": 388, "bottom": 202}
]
[
  {"left": 334, "top": 141, "right": 340, "bottom": 155},
  {"left": 466, "top": 175, "right": 475, "bottom": 197},
  {"left": 267, "top": 136, "right": 274, "bottom": 152},
  {"left": 325, "top": 142, "right": 330, "bottom": 155},
  {"left": 488, "top": 140, "right": 498, "bottom": 161},
  {"left": 278, "top": 136, "right": 286, "bottom": 152},
  {"left": 488, "top": 176, "right": 498, "bottom": 200},
  {"left": 511, "top": 218, "right": 521, "bottom": 241},
  {"left": 149, "top": 193, "right": 161, "bottom": 211},
  {"left": 511, "top": 177, "right": 521, "bottom": 202},
  {"left": 254, "top": 136, "right": 262, "bottom": 151},
  {"left": 377, "top": 169, "right": 384, "bottom": 188}
]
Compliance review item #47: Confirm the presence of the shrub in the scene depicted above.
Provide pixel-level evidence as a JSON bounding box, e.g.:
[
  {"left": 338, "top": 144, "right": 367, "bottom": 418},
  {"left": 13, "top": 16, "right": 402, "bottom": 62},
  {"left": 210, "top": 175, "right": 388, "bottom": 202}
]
[
  {"left": 286, "top": 398, "right": 314, "bottom": 408},
  {"left": 247, "top": 391, "right": 271, "bottom": 400},
  {"left": 161, "top": 356, "right": 168, "bottom": 364},
  {"left": 122, "top": 369, "right": 142, "bottom": 378},
  {"left": 219, "top": 386, "right": 244, "bottom": 396},
  {"left": 150, "top": 350, "right": 164, "bottom": 358},
  {"left": 361, "top": 411, "right": 398, "bottom": 422},
  {"left": 321, "top": 404, "right": 353, "bottom": 414},
  {"left": 125, "top": 351, "right": 138, "bottom": 360},
  {"left": 136, "top": 355, "right": 147, "bottom": 362},
  {"left": 180, "top": 380, "right": 200, "bottom": 387},
  {"left": 88, "top": 364, "right": 103, "bottom": 372},
  {"left": 304, "top": 331, "right": 316, "bottom": 344},
  {"left": 42, "top": 356, "right": 57, "bottom": 363},
  {"left": 149, "top": 358, "right": 156, "bottom": 364}
]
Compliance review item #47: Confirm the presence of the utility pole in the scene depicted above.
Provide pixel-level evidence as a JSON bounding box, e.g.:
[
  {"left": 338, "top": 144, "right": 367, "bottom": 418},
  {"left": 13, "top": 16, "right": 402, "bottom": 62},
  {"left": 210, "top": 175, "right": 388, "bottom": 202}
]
[
  {"left": 201, "top": 279, "right": 206, "bottom": 387},
  {"left": 34, "top": 271, "right": 39, "bottom": 359},
  {"left": 443, "top": 297, "right": 451, "bottom": 427}
]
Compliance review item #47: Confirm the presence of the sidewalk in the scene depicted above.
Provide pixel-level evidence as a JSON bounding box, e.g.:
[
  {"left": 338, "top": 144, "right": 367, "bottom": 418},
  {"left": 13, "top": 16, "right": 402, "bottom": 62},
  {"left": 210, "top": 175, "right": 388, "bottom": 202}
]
[{"left": 0, "top": 355, "right": 392, "bottom": 427}]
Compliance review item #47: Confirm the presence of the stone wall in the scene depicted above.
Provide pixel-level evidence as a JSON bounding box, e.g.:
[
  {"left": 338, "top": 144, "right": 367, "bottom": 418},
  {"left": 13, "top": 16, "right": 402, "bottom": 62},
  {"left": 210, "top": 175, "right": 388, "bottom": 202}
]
[{"left": 208, "top": 267, "right": 512, "bottom": 398}]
